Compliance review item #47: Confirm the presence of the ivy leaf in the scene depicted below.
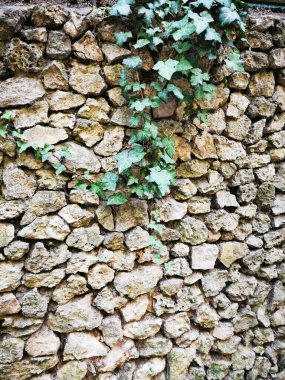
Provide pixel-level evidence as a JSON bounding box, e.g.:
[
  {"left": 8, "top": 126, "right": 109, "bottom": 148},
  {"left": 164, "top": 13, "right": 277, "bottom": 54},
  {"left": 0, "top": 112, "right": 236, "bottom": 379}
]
[
  {"left": 90, "top": 181, "right": 105, "bottom": 198},
  {"left": 205, "top": 27, "right": 222, "bottom": 42},
  {"left": 59, "top": 146, "right": 72, "bottom": 159},
  {"left": 146, "top": 166, "right": 173, "bottom": 196},
  {"left": 127, "top": 176, "right": 139, "bottom": 185},
  {"left": 190, "top": 68, "right": 209, "bottom": 86},
  {"left": 197, "top": 109, "right": 208, "bottom": 123},
  {"left": 115, "top": 31, "right": 132, "bottom": 47},
  {"left": 123, "top": 56, "right": 142, "bottom": 69},
  {"left": 176, "top": 59, "right": 192, "bottom": 72},
  {"left": 110, "top": 0, "right": 134, "bottom": 16},
  {"left": 162, "top": 137, "right": 175, "bottom": 157},
  {"left": 102, "top": 172, "right": 119, "bottom": 191},
  {"left": 134, "top": 39, "right": 150, "bottom": 49},
  {"left": 75, "top": 180, "right": 88, "bottom": 191},
  {"left": 138, "top": 6, "right": 154, "bottom": 24},
  {"left": 130, "top": 114, "right": 141, "bottom": 127},
  {"left": 149, "top": 235, "right": 164, "bottom": 249},
  {"left": 172, "top": 22, "right": 196, "bottom": 41},
  {"left": 116, "top": 145, "right": 146, "bottom": 173},
  {"left": 219, "top": 4, "right": 241, "bottom": 27},
  {"left": 0, "top": 111, "right": 13, "bottom": 121},
  {"left": 153, "top": 59, "right": 179, "bottom": 81},
  {"left": 189, "top": 11, "right": 213, "bottom": 34},
  {"left": 53, "top": 163, "right": 66, "bottom": 175},
  {"left": 130, "top": 98, "right": 152, "bottom": 112},
  {"left": 107, "top": 193, "right": 128, "bottom": 205},
  {"left": 0, "top": 125, "right": 8, "bottom": 138},
  {"left": 225, "top": 51, "right": 244, "bottom": 72},
  {"left": 192, "top": 0, "right": 214, "bottom": 9},
  {"left": 166, "top": 84, "right": 184, "bottom": 100},
  {"left": 173, "top": 41, "right": 192, "bottom": 53}
]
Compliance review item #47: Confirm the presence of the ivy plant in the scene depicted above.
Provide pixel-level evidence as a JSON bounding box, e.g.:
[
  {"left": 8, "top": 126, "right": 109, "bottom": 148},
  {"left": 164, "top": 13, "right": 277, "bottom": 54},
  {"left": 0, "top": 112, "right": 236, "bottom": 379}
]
[{"left": 83, "top": 0, "right": 247, "bottom": 205}]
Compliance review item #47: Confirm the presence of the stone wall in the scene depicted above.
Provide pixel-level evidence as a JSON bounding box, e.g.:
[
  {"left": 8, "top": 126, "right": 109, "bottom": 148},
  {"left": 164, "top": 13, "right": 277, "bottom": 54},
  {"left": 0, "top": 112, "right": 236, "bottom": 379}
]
[{"left": 0, "top": 5, "right": 285, "bottom": 380}]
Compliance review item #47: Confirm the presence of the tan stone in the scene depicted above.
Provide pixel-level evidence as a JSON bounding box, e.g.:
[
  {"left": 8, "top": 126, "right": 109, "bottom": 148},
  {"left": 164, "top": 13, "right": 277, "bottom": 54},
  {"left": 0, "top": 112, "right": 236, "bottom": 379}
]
[
  {"left": 72, "top": 31, "right": 103, "bottom": 61},
  {"left": 78, "top": 97, "right": 110, "bottom": 123},
  {"left": 18, "top": 215, "right": 70, "bottom": 241},
  {"left": 69, "top": 62, "right": 107, "bottom": 96},
  {"left": 191, "top": 131, "right": 217, "bottom": 159},
  {"left": 22, "top": 126, "right": 68, "bottom": 149},
  {"left": 73, "top": 118, "right": 104, "bottom": 147},
  {"left": 102, "top": 44, "right": 131, "bottom": 63},
  {"left": 12, "top": 100, "right": 49, "bottom": 130},
  {"left": 43, "top": 61, "right": 68, "bottom": 90},
  {"left": 173, "top": 135, "right": 191, "bottom": 161},
  {"left": 25, "top": 325, "right": 60, "bottom": 357},
  {"left": 46, "top": 91, "right": 85, "bottom": 111},
  {"left": 0, "top": 77, "right": 45, "bottom": 108},
  {"left": 64, "top": 332, "right": 108, "bottom": 360}
]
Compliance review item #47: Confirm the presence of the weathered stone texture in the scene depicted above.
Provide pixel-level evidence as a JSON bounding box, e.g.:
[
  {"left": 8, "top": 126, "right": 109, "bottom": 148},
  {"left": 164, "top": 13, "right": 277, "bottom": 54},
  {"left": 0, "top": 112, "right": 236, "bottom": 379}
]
[{"left": 0, "top": 7, "right": 284, "bottom": 380}]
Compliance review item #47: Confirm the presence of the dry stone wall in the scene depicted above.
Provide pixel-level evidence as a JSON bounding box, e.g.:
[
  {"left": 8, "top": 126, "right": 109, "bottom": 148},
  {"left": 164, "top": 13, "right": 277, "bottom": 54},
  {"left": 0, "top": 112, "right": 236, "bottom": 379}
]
[{"left": 0, "top": 4, "right": 285, "bottom": 380}]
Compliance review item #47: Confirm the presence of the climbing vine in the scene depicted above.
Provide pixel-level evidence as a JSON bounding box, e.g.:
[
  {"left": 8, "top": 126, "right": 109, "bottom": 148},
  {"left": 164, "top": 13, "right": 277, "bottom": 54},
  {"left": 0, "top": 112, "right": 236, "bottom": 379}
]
[
  {"left": 78, "top": 0, "right": 247, "bottom": 207},
  {"left": 0, "top": 0, "right": 247, "bottom": 246}
]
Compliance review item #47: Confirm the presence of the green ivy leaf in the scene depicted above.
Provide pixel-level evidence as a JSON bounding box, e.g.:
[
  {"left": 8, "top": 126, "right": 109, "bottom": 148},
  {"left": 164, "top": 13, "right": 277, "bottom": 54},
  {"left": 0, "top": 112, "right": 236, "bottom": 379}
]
[
  {"left": 138, "top": 6, "right": 154, "bottom": 24},
  {"left": 162, "top": 137, "right": 175, "bottom": 157},
  {"left": 0, "top": 125, "right": 8, "bottom": 138},
  {"left": 102, "top": 172, "right": 119, "bottom": 191},
  {"left": 134, "top": 39, "right": 150, "bottom": 49},
  {"left": 58, "top": 146, "right": 72, "bottom": 159},
  {"left": 190, "top": 68, "right": 209, "bottom": 86},
  {"left": 225, "top": 51, "right": 244, "bottom": 72},
  {"left": 116, "top": 145, "right": 146, "bottom": 173},
  {"left": 115, "top": 31, "right": 132, "bottom": 47},
  {"left": 176, "top": 59, "right": 193, "bottom": 72},
  {"left": 205, "top": 27, "right": 222, "bottom": 42},
  {"left": 110, "top": 0, "right": 134, "bottom": 16},
  {"left": 0, "top": 111, "right": 13, "bottom": 121},
  {"left": 219, "top": 4, "right": 241, "bottom": 27},
  {"left": 173, "top": 41, "right": 192, "bottom": 53},
  {"left": 146, "top": 166, "right": 173, "bottom": 196},
  {"left": 166, "top": 84, "right": 184, "bottom": 100},
  {"left": 123, "top": 56, "right": 142, "bottom": 69},
  {"left": 172, "top": 22, "right": 196, "bottom": 41},
  {"left": 153, "top": 59, "right": 179, "bottom": 81},
  {"left": 53, "top": 163, "right": 66, "bottom": 175},
  {"left": 197, "top": 109, "right": 208, "bottom": 123},
  {"left": 192, "top": 0, "right": 214, "bottom": 9},
  {"left": 90, "top": 181, "right": 105, "bottom": 198},
  {"left": 107, "top": 192, "right": 128, "bottom": 205},
  {"left": 75, "top": 180, "right": 88, "bottom": 191}
]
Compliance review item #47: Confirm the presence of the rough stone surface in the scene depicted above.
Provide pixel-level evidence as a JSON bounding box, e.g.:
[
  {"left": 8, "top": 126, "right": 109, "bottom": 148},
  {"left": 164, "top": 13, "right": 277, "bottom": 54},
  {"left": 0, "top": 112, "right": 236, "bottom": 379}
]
[{"left": 0, "top": 8, "right": 284, "bottom": 380}]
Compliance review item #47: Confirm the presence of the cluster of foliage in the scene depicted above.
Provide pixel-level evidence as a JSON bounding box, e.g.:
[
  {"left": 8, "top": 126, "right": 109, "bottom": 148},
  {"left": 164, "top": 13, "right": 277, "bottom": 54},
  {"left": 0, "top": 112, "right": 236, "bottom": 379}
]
[
  {"left": 1, "top": 0, "right": 247, "bottom": 246},
  {"left": 83, "top": 0, "right": 247, "bottom": 206}
]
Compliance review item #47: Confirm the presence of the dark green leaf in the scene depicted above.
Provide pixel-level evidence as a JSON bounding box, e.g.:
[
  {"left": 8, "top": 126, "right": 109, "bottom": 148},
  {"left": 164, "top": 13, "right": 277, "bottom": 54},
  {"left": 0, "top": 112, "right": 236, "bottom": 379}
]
[{"left": 107, "top": 193, "right": 128, "bottom": 205}]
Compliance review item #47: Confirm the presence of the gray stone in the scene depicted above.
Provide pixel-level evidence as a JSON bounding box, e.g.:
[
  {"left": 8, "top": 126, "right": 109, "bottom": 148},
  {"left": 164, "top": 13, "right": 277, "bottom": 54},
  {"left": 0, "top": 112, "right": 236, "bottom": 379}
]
[
  {"left": 2, "top": 164, "right": 37, "bottom": 200},
  {"left": 125, "top": 227, "right": 150, "bottom": 251},
  {"left": 12, "top": 100, "right": 49, "bottom": 130},
  {"left": 156, "top": 197, "right": 187, "bottom": 222},
  {"left": 115, "top": 199, "right": 149, "bottom": 232},
  {"left": 88, "top": 264, "right": 114, "bottom": 290},
  {"left": 22, "top": 289, "right": 49, "bottom": 318},
  {"left": 124, "top": 315, "right": 162, "bottom": 339},
  {"left": 53, "top": 142, "right": 101, "bottom": 173},
  {"left": 0, "top": 335, "right": 24, "bottom": 363},
  {"left": 0, "top": 293, "right": 21, "bottom": 316},
  {"left": 52, "top": 274, "right": 88, "bottom": 305},
  {"left": 46, "top": 91, "right": 85, "bottom": 111}
]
